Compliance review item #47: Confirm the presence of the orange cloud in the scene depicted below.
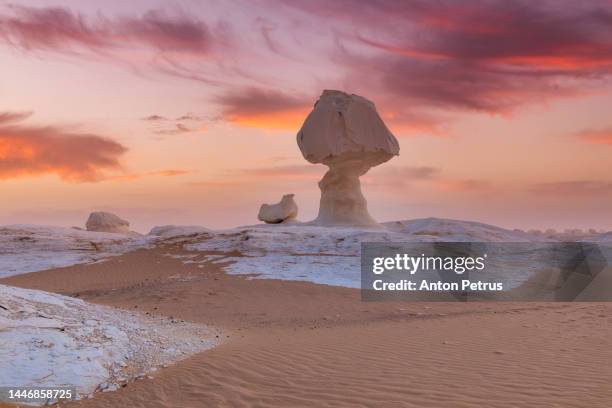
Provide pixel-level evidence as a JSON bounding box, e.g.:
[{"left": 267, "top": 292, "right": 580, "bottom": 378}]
[
  {"left": 0, "top": 112, "right": 126, "bottom": 182},
  {"left": 108, "top": 169, "right": 190, "bottom": 182},
  {"left": 492, "top": 55, "right": 612, "bottom": 70},
  {"left": 379, "top": 109, "right": 448, "bottom": 137},
  {"left": 359, "top": 35, "right": 612, "bottom": 71},
  {"left": 217, "top": 87, "right": 311, "bottom": 130},
  {"left": 228, "top": 109, "right": 309, "bottom": 130},
  {"left": 577, "top": 128, "right": 612, "bottom": 145}
]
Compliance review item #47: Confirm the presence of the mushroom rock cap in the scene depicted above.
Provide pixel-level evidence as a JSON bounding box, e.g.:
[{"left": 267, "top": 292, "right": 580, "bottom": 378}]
[{"left": 297, "top": 90, "right": 400, "bottom": 166}]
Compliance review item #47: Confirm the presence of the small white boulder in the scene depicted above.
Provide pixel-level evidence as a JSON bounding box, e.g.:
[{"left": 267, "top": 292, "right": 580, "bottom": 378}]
[
  {"left": 85, "top": 212, "right": 130, "bottom": 233},
  {"left": 258, "top": 194, "right": 298, "bottom": 224}
]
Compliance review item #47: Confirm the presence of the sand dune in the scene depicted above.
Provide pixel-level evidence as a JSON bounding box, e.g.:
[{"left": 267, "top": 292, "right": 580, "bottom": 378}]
[
  {"left": 61, "top": 306, "right": 612, "bottom": 408},
  {"left": 3, "top": 247, "right": 612, "bottom": 407}
]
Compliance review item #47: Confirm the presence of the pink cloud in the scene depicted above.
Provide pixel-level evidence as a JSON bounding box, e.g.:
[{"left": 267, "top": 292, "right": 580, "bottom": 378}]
[
  {"left": 0, "top": 6, "right": 213, "bottom": 55},
  {"left": 0, "top": 111, "right": 33, "bottom": 123},
  {"left": 4, "top": 1, "right": 612, "bottom": 132},
  {"left": 287, "top": 0, "right": 612, "bottom": 114},
  {"left": 530, "top": 181, "right": 612, "bottom": 196}
]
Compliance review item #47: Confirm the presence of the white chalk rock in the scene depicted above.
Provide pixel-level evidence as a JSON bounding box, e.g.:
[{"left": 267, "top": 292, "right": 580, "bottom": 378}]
[
  {"left": 258, "top": 194, "right": 298, "bottom": 224},
  {"left": 298, "top": 90, "right": 399, "bottom": 164},
  {"left": 297, "top": 90, "right": 399, "bottom": 226},
  {"left": 148, "top": 225, "right": 210, "bottom": 238},
  {"left": 85, "top": 211, "right": 130, "bottom": 233}
]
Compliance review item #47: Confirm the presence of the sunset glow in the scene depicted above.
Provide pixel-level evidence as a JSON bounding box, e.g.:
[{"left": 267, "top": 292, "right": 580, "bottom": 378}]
[{"left": 1, "top": 0, "right": 612, "bottom": 231}]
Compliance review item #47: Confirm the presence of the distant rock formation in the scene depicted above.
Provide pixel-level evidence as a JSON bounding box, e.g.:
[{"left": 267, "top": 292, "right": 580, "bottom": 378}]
[
  {"left": 149, "top": 225, "right": 210, "bottom": 238},
  {"left": 86, "top": 211, "right": 130, "bottom": 233},
  {"left": 258, "top": 194, "right": 298, "bottom": 224},
  {"left": 297, "top": 90, "right": 399, "bottom": 226}
]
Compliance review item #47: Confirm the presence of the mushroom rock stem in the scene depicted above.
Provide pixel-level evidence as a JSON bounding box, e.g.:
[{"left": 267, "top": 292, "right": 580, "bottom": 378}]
[{"left": 316, "top": 162, "right": 376, "bottom": 226}]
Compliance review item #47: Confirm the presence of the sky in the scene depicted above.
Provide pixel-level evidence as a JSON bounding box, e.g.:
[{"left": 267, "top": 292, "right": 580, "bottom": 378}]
[{"left": 1, "top": 0, "right": 612, "bottom": 232}]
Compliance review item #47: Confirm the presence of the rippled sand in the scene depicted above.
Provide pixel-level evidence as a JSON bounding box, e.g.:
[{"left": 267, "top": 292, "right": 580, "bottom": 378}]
[{"left": 3, "top": 246, "right": 612, "bottom": 407}]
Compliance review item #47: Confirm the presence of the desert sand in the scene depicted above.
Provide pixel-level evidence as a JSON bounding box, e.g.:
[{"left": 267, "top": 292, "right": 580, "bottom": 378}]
[{"left": 3, "top": 242, "right": 612, "bottom": 408}]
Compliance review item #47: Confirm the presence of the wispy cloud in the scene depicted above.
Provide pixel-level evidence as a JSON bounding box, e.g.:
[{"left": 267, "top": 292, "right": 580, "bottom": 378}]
[
  {"left": 142, "top": 114, "right": 168, "bottom": 122},
  {"left": 229, "top": 164, "right": 323, "bottom": 179},
  {"left": 530, "top": 180, "right": 612, "bottom": 196},
  {"left": 142, "top": 113, "right": 207, "bottom": 136},
  {"left": 288, "top": 0, "right": 612, "bottom": 114},
  {"left": 0, "top": 6, "right": 213, "bottom": 55},
  {"left": 0, "top": 111, "right": 33, "bottom": 123},
  {"left": 435, "top": 179, "right": 493, "bottom": 192},
  {"left": 365, "top": 166, "right": 492, "bottom": 195},
  {"left": 364, "top": 165, "right": 441, "bottom": 187},
  {"left": 0, "top": 111, "right": 126, "bottom": 182},
  {"left": 108, "top": 169, "right": 191, "bottom": 181},
  {"left": 0, "top": 5, "right": 229, "bottom": 86},
  {"left": 175, "top": 113, "right": 205, "bottom": 121},
  {"left": 379, "top": 165, "right": 440, "bottom": 180},
  {"left": 4, "top": 1, "right": 612, "bottom": 134},
  {"left": 153, "top": 123, "right": 197, "bottom": 135}
]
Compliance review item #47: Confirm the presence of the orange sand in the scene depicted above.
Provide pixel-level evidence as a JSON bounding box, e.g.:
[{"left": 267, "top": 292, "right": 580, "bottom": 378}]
[{"left": 3, "top": 246, "right": 612, "bottom": 407}]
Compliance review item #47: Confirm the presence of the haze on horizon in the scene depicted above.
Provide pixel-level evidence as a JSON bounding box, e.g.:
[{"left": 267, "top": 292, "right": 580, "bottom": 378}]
[{"left": 1, "top": 0, "right": 612, "bottom": 233}]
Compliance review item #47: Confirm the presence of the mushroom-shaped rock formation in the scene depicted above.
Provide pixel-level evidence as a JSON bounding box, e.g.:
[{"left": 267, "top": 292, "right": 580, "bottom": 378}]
[
  {"left": 258, "top": 194, "right": 298, "bottom": 224},
  {"left": 297, "top": 90, "right": 399, "bottom": 226},
  {"left": 85, "top": 211, "right": 130, "bottom": 233}
]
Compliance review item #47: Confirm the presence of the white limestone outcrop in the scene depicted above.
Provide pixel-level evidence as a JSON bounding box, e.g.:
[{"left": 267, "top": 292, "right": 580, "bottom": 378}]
[
  {"left": 86, "top": 211, "right": 130, "bottom": 233},
  {"left": 258, "top": 194, "right": 298, "bottom": 224}
]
